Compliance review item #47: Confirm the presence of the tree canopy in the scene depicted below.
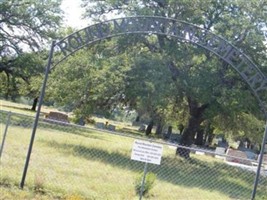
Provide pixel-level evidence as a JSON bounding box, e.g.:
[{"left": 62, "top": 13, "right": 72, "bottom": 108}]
[
  {"left": 79, "top": 0, "right": 267, "bottom": 154},
  {"left": 0, "top": 0, "right": 63, "bottom": 99},
  {"left": 1, "top": 0, "right": 267, "bottom": 155}
]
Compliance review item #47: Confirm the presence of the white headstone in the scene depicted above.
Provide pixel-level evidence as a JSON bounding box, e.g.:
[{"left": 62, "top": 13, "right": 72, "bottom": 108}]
[{"left": 215, "top": 147, "right": 226, "bottom": 159}]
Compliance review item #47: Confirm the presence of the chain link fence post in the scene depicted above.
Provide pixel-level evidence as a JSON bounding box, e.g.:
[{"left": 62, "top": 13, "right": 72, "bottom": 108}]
[
  {"left": 0, "top": 111, "right": 12, "bottom": 161},
  {"left": 20, "top": 40, "right": 55, "bottom": 189},
  {"left": 139, "top": 162, "right": 148, "bottom": 200},
  {"left": 251, "top": 120, "right": 267, "bottom": 200}
]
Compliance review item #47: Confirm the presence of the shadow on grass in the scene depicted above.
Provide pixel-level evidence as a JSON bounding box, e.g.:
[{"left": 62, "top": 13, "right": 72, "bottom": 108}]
[
  {"left": 1, "top": 104, "right": 50, "bottom": 117},
  {"left": 0, "top": 111, "right": 105, "bottom": 141},
  {"left": 1, "top": 105, "right": 34, "bottom": 112},
  {"left": 117, "top": 127, "right": 144, "bottom": 137},
  {"left": 43, "top": 140, "right": 267, "bottom": 199},
  {"left": 38, "top": 123, "right": 110, "bottom": 142}
]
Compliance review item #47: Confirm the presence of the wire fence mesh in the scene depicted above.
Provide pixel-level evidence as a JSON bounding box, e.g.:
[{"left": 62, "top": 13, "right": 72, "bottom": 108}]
[{"left": 0, "top": 110, "right": 267, "bottom": 200}]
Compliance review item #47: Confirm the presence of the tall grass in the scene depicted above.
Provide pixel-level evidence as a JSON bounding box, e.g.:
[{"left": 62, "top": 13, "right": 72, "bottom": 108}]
[{"left": 0, "top": 103, "right": 267, "bottom": 199}]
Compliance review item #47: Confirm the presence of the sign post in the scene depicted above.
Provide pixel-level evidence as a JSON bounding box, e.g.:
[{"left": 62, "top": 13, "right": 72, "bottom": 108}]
[
  {"left": 131, "top": 140, "right": 163, "bottom": 199},
  {"left": 0, "top": 111, "right": 11, "bottom": 160},
  {"left": 139, "top": 162, "right": 148, "bottom": 200}
]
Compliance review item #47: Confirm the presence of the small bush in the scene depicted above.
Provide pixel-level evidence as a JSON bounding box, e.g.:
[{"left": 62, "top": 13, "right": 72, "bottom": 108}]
[
  {"left": 0, "top": 177, "right": 12, "bottom": 187},
  {"left": 256, "top": 196, "right": 267, "bottom": 200},
  {"left": 34, "top": 173, "right": 45, "bottom": 194},
  {"left": 135, "top": 172, "right": 157, "bottom": 196},
  {"left": 85, "top": 117, "right": 95, "bottom": 124}
]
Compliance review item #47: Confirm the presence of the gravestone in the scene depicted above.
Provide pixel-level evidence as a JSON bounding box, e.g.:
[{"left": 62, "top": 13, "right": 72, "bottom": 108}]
[
  {"left": 132, "top": 121, "right": 141, "bottom": 127},
  {"left": 77, "top": 117, "right": 85, "bottom": 126},
  {"left": 263, "top": 154, "right": 267, "bottom": 164},
  {"left": 163, "top": 126, "right": 172, "bottom": 139},
  {"left": 244, "top": 150, "right": 256, "bottom": 160},
  {"left": 107, "top": 124, "right": 116, "bottom": 131},
  {"left": 215, "top": 147, "right": 226, "bottom": 159},
  {"left": 45, "top": 111, "right": 69, "bottom": 123},
  {"left": 138, "top": 124, "right": 146, "bottom": 132},
  {"left": 225, "top": 148, "right": 251, "bottom": 165},
  {"left": 258, "top": 154, "right": 267, "bottom": 169},
  {"left": 95, "top": 122, "right": 105, "bottom": 129},
  {"left": 169, "top": 134, "right": 181, "bottom": 143}
]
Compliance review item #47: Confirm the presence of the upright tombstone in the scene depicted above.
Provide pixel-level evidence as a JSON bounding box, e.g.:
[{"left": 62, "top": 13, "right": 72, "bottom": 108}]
[
  {"left": 138, "top": 124, "right": 146, "bottom": 132},
  {"left": 107, "top": 124, "right": 116, "bottom": 131},
  {"left": 95, "top": 122, "right": 105, "bottom": 129},
  {"left": 225, "top": 148, "right": 251, "bottom": 165},
  {"left": 163, "top": 126, "right": 172, "bottom": 139},
  {"left": 215, "top": 147, "right": 226, "bottom": 159},
  {"left": 169, "top": 134, "right": 181, "bottom": 143},
  {"left": 44, "top": 111, "right": 69, "bottom": 124}
]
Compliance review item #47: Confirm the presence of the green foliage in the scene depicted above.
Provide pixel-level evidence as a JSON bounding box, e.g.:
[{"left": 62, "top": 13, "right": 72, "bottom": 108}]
[
  {"left": 135, "top": 172, "right": 157, "bottom": 196},
  {"left": 81, "top": 0, "right": 267, "bottom": 144},
  {"left": 0, "top": 0, "right": 63, "bottom": 99},
  {"left": 0, "top": 0, "right": 63, "bottom": 56},
  {"left": 124, "top": 48, "right": 177, "bottom": 124},
  {"left": 47, "top": 41, "right": 131, "bottom": 118},
  {"left": 256, "top": 196, "right": 267, "bottom": 200},
  {"left": 0, "top": 52, "right": 46, "bottom": 102},
  {"left": 1, "top": 0, "right": 264, "bottom": 145},
  {"left": 34, "top": 172, "right": 46, "bottom": 194},
  {"left": 213, "top": 112, "right": 265, "bottom": 144},
  {"left": 1, "top": 106, "right": 267, "bottom": 199}
]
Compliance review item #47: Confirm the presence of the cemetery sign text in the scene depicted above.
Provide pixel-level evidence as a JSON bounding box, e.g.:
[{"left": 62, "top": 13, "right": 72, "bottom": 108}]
[{"left": 53, "top": 16, "right": 267, "bottom": 113}]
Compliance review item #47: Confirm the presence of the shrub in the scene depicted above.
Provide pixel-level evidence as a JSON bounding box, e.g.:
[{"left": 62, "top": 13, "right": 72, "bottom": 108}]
[
  {"left": 135, "top": 172, "right": 156, "bottom": 196},
  {"left": 34, "top": 173, "right": 45, "bottom": 194}
]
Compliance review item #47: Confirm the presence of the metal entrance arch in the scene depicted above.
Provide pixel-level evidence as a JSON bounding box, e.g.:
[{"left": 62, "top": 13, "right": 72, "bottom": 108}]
[{"left": 21, "top": 16, "right": 267, "bottom": 199}]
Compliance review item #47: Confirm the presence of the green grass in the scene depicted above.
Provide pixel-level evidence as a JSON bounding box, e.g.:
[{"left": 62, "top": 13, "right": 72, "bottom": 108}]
[
  {"left": 0, "top": 99, "right": 51, "bottom": 117},
  {"left": 1, "top": 100, "right": 267, "bottom": 199}
]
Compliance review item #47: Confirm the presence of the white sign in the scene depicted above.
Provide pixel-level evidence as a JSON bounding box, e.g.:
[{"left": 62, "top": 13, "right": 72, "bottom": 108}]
[{"left": 131, "top": 140, "right": 163, "bottom": 165}]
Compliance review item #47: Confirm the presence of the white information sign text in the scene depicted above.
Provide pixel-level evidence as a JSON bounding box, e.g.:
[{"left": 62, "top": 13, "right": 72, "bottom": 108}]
[{"left": 131, "top": 140, "right": 163, "bottom": 165}]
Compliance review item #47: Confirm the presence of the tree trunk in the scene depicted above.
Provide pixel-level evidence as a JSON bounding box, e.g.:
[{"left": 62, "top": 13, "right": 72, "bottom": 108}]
[
  {"left": 178, "top": 124, "right": 184, "bottom": 134},
  {"left": 4, "top": 71, "right": 10, "bottom": 100},
  {"left": 207, "top": 133, "right": 215, "bottom": 146},
  {"left": 155, "top": 123, "right": 163, "bottom": 136},
  {"left": 163, "top": 125, "right": 173, "bottom": 140},
  {"left": 176, "top": 97, "right": 209, "bottom": 158},
  {"left": 204, "top": 122, "right": 214, "bottom": 146},
  {"left": 31, "top": 97, "right": 38, "bottom": 111},
  {"left": 204, "top": 124, "right": 210, "bottom": 145},
  {"left": 155, "top": 115, "right": 165, "bottom": 136},
  {"left": 167, "top": 126, "right": 172, "bottom": 137},
  {"left": 145, "top": 120, "right": 154, "bottom": 136},
  {"left": 195, "top": 128, "right": 204, "bottom": 146},
  {"left": 176, "top": 116, "right": 201, "bottom": 158}
]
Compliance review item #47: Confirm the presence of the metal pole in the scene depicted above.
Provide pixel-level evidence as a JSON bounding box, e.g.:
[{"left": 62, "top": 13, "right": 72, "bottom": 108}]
[
  {"left": 20, "top": 41, "right": 55, "bottom": 189},
  {"left": 0, "top": 111, "right": 12, "bottom": 160},
  {"left": 251, "top": 120, "right": 267, "bottom": 200},
  {"left": 139, "top": 162, "right": 148, "bottom": 200}
]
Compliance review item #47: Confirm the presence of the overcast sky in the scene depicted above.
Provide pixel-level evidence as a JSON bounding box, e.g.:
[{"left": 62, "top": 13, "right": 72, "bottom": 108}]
[
  {"left": 60, "top": 0, "right": 121, "bottom": 29},
  {"left": 60, "top": 1, "right": 266, "bottom": 43},
  {"left": 61, "top": 0, "right": 88, "bottom": 28}
]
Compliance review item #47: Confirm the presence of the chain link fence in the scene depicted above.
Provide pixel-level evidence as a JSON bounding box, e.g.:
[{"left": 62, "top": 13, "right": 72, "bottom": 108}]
[{"left": 1, "top": 110, "right": 267, "bottom": 200}]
